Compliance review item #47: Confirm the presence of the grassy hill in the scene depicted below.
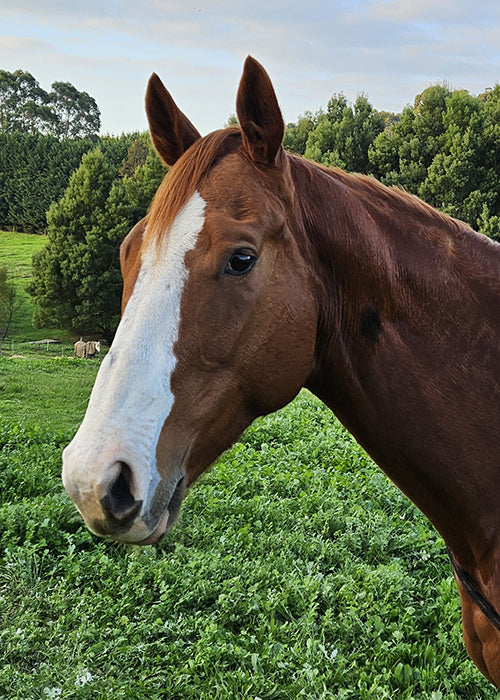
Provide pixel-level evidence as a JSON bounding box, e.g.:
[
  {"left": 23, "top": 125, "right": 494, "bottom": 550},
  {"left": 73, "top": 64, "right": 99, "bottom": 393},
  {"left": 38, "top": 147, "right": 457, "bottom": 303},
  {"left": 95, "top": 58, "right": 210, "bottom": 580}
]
[{"left": 0, "top": 230, "right": 71, "bottom": 346}]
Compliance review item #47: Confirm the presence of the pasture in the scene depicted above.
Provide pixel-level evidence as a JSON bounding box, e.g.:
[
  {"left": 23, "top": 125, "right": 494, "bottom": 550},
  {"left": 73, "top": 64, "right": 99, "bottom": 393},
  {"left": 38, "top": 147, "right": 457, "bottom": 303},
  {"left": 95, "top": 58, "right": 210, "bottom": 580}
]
[
  {"left": 0, "top": 355, "right": 497, "bottom": 698},
  {"left": 0, "top": 231, "right": 68, "bottom": 343}
]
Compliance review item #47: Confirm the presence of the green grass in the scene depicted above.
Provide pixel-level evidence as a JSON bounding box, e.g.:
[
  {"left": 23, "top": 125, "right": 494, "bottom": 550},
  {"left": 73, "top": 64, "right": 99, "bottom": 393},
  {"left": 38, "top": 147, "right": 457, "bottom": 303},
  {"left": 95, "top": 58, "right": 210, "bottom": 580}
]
[
  {"left": 0, "top": 356, "right": 498, "bottom": 699},
  {"left": 0, "top": 230, "right": 68, "bottom": 342},
  {"left": 0, "top": 355, "right": 99, "bottom": 434}
]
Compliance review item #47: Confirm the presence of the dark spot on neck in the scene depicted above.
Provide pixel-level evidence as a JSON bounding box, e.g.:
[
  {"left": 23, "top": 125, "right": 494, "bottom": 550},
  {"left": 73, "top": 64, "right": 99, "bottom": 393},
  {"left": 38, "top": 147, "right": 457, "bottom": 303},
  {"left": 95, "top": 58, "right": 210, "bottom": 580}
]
[{"left": 360, "top": 306, "right": 382, "bottom": 341}]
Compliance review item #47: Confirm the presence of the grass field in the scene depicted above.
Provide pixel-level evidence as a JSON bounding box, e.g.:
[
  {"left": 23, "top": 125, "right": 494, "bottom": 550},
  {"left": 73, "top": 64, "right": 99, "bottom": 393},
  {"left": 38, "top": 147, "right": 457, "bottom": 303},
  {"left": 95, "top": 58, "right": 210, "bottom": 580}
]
[
  {"left": 0, "top": 355, "right": 100, "bottom": 434},
  {"left": 0, "top": 231, "right": 497, "bottom": 698},
  {"left": 0, "top": 230, "right": 67, "bottom": 342}
]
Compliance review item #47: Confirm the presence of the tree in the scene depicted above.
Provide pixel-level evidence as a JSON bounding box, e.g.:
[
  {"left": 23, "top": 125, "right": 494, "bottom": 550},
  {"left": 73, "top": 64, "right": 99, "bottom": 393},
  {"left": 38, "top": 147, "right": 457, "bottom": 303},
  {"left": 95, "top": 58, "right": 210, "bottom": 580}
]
[
  {"left": 225, "top": 114, "right": 238, "bottom": 127},
  {"left": 30, "top": 138, "right": 167, "bottom": 341},
  {"left": 0, "top": 69, "right": 100, "bottom": 139},
  {"left": 478, "top": 205, "right": 500, "bottom": 242},
  {"left": 283, "top": 111, "right": 320, "bottom": 155},
  {"left": 118, "top": 132, "right": 150, "bottom": 178},
  {"left": 0, "top": 266, "right": 23, "bottom": 349},
  {"left": 369, "top": 82, "right": 500, "bottom": 237},
  {"left": 369, "top": 84, "right": 451, "bottom": 192},
  {"left": 49, "top": 81, "right": 100, "bottom": 139},
  {"left": 299, "top": 93, "right": 385, "bottom": 173},
  {"left": 0, "top": 129, "right": 136, "bottom": 233},
  {"left": 419, "top": 98, "right": 488, "bottom": 225},
  {"left": 0, "top": 132, "right": 95, "bottom": 232},
  {"left": 30, "top": 148, "right": 119, "bottom": 340},
  {"left": 0, "top": 69, "right": 56, "bottom": 134}
]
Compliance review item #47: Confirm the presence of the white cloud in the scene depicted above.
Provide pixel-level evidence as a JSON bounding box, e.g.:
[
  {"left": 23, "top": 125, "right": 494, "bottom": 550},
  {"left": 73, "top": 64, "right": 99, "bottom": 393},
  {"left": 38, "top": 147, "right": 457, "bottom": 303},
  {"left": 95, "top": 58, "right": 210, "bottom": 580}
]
[{"left": 0, "top": 34, "right": 51, "bottom": 54}]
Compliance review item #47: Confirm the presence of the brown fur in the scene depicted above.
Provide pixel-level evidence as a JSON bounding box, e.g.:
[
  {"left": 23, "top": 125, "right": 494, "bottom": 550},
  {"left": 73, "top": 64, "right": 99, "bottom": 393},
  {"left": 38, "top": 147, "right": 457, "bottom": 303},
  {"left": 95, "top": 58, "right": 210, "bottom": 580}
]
[{"left": 146, "top": 129, "right": 241, "bottom": 246}]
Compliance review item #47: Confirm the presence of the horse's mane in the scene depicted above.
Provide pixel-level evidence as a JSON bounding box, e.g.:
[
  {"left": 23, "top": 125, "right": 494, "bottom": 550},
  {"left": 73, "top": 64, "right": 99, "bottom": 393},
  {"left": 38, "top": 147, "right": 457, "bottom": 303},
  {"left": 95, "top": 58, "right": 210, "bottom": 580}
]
[
  {"left": 146, "top": 127, "right": 241, "bottom": 245},
  {"left": 289, "top": 154, "right": 466, "bottom": 234},
  {"left": 288, "top": 153, "right": 500, "bottom": 300}
]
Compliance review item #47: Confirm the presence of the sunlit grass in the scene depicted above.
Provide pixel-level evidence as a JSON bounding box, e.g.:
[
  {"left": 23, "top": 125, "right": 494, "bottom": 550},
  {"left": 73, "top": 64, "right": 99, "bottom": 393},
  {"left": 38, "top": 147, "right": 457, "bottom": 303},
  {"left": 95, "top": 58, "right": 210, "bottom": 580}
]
[{"left": 0, "top": 230, "right": 67, "bottom": 342}]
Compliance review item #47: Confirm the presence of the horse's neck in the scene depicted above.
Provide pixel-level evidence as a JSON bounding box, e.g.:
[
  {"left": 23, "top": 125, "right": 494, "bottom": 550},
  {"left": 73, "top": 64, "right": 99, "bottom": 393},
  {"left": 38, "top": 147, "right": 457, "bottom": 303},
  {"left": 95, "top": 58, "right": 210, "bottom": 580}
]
[{"left": 294, "top": 158, "right": 500, "bottom": 576}]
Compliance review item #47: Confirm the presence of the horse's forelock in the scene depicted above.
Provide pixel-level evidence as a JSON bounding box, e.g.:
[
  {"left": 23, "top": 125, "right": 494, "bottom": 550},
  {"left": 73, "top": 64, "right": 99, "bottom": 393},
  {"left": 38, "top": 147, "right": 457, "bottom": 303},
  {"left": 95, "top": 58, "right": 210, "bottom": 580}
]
[{"left": 146, "top": 127, "right": 242, "bottom": 246}]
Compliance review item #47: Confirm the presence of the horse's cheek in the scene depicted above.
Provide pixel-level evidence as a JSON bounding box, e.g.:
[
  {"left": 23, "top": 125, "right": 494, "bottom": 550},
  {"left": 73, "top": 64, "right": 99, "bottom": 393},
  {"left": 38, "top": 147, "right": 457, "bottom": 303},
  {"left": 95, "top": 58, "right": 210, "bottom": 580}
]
[{"left": 248, "top": 288, "right": 317, "bottom": 413}]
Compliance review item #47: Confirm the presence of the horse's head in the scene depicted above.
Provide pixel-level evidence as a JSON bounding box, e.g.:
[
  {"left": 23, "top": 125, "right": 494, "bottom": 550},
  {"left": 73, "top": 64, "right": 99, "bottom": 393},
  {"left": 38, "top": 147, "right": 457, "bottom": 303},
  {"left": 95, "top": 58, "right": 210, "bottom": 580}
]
[{"left": 62, "top": 57, "right": 318, "bottom": 543}]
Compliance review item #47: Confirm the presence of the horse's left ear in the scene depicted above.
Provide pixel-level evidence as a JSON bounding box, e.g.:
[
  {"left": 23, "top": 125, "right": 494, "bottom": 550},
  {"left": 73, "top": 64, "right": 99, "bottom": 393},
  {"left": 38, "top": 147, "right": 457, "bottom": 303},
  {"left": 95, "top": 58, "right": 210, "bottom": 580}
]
[
  {"left": 236, "top": 57, "right": 284, "bottom": 167},
  {"left": 146, "top": 73, "right": 201, "bottom": 166}
]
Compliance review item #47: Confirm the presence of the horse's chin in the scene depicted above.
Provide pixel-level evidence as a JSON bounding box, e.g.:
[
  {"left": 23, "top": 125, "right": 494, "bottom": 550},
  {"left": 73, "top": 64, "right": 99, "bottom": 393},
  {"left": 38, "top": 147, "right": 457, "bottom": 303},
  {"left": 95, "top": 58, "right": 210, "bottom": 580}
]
[
  {"left": 135, "top": 508, "right": 172, "bottom": 545},
  {"left": 135, "top": 475, "right": 185, "bottom": 545}
]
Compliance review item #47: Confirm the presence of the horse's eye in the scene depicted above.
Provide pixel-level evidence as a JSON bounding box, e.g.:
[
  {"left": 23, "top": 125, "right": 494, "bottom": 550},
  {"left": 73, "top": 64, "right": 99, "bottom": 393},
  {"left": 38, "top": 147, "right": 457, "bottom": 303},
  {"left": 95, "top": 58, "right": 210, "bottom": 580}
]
[{"left": 224, "top": 250, "right": 257, "bottom": 276}]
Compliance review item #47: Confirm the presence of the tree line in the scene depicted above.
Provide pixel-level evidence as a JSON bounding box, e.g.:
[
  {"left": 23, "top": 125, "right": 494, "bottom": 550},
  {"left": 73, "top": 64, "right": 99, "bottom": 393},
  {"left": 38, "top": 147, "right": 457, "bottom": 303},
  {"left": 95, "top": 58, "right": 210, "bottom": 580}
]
[
  {"left": 0, "top": 71, "right": 169, "bottom": 342},
  {"left": 0, "top": 132, "right": 123, "bottom": 234},
  {"left": 0, "top": 130, "right": 166, "bottom": 342},
  {"left": 2, "top": 69, "right": 500, "bottom": 343},
  {"left": 284, "top": 83, "right": 500, "bottom": 240},
  {"left": 0, "top": 69, "right": 100, "bottom": 138},
  {"left": 0, "top": 69, "right": 102, "bottom": 235}
]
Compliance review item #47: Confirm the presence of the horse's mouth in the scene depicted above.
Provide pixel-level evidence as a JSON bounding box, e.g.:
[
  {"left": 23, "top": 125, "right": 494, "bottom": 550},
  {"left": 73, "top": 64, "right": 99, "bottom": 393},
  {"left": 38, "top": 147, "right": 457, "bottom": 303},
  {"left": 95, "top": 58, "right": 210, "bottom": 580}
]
[{"left": 137, "top": 475, "right": 185, "bottom": 545}]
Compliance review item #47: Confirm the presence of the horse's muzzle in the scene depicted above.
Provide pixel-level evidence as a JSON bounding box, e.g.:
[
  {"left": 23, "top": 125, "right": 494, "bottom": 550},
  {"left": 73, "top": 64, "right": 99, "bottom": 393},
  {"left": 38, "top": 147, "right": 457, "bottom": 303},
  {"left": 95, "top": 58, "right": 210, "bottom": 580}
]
[{"left": 62, "top": 449, "right": 186, "bottom": 544}]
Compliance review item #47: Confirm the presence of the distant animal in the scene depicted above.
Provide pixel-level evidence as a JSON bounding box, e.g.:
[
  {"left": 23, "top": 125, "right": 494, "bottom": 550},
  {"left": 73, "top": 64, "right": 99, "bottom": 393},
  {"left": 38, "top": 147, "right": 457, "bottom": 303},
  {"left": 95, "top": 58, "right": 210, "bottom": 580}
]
[
  {"left": 63, "top": 58, "right": 500, "bottom": 686},
  {"left": 74, "top": 339, "right": 101, "bottom": 359},
  {"left": 85, "top": 341, "right": 101, "bottom": 358},
  {"left": 73, "top": 339, "right": 86, "bottom": 358}
]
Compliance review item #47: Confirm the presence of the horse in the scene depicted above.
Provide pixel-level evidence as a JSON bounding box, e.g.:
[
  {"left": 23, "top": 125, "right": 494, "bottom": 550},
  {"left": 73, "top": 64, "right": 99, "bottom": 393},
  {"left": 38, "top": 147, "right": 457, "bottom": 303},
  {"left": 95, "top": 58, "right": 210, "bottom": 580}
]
[{"left": 62, "top": 57, "right": 500, "bottom": 686}]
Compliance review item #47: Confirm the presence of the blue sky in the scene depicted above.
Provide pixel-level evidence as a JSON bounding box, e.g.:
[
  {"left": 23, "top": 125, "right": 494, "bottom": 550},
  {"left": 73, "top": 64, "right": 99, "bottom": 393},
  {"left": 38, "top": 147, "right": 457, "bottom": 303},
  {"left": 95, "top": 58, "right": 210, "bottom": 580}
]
[{"left": 1, "top": 0, "right": 500, "bottom": 135}]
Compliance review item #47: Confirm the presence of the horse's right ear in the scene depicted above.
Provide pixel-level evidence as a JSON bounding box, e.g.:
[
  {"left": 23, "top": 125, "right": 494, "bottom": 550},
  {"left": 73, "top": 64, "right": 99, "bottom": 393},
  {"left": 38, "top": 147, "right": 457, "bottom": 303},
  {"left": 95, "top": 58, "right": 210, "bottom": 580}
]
[{"left": 145, "top": 73, "right": 201, "bottom": 166}]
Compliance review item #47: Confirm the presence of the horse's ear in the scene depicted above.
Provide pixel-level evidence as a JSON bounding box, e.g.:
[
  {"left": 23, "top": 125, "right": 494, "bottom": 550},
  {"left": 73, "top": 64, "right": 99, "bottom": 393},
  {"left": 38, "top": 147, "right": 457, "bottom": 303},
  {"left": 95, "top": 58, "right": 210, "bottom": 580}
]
[
  {"left": 236, "top": 56, "right": 284, "bottom": 167},
  {"left": 145, "top": 73, "right": 201, "bottom": 166}
]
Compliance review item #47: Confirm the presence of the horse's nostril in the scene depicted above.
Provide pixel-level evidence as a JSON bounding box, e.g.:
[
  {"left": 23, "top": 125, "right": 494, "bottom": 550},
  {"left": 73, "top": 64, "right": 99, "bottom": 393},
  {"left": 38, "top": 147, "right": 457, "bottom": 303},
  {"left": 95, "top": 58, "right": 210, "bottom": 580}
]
[{"left": 101, "top": 462, "right": 141, "bottom": 521}]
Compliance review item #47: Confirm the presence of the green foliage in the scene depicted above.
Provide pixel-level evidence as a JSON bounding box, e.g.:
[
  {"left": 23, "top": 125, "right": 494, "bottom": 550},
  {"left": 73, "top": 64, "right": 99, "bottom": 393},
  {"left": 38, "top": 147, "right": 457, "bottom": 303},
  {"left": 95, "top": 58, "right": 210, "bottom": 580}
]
[
  {"left": 0, "top": 132, "right": 96, "bottom": 233},
  {"left": 284, "top": 80, "right": 500, "bottom": 239},
  {"left": 98, "top": 133, "right": 140, "bottom": 173},
  {"left": 49, "top": 81, "right": 100, "bottom": 139},
  {"left": 0, "top": 121, "right": 136, "bottom": 234},
  {"left": 369, "top": 83, "right": 500, "bottom": 233},
  {"left": 283, "top": 111, "right": 320, "bottom": 155},
  {"left": 367, "top": 84, "right": 453, "bottom": 194},
  {"left": 285, "top": 94, "right": 385, "bottom": 174},
  {"left": 118, "top": 132, "right": 150, "bottom": 178},
  {"left": 0, "top": 265, "right": 23, "bottom": 345},
  {"left": 478, "top": 206, "right": 500, "bottom": 242},
  {"left": 0, "top": 69, "right": 100, "bottom": 138},
  {"left": 29, "top": 148, "right": 122, "bottom": 341},
  {"left": 0, "top": 371, "right": 497, "bottom": 699},
  {"left": 29, "top": 138, "right": 166, "bottom": 341}
]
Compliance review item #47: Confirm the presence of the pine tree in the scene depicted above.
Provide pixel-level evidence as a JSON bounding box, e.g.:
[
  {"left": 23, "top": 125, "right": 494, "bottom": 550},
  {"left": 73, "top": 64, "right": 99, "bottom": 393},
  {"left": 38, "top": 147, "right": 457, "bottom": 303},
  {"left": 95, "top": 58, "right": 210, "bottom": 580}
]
[
  {"left": 30, "top": 148, "right": 119, "bottom": 340},
  {"left": 29, "top": 138, "right": 167, "bottom": 342}
]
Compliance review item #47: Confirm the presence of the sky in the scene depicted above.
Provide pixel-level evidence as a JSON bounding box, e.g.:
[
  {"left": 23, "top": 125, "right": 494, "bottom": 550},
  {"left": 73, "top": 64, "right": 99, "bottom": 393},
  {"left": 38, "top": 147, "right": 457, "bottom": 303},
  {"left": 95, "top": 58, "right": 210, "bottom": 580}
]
[{"left": 1, "top": 0, "right": 500, "bottom": 136}]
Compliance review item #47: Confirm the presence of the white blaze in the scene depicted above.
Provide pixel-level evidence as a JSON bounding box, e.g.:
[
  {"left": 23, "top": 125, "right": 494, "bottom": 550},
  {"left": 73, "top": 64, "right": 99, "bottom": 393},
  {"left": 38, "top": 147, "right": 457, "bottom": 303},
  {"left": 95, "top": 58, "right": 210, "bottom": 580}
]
[{"left": 62, "top": 192, "right": 206, "bottom": 535}]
